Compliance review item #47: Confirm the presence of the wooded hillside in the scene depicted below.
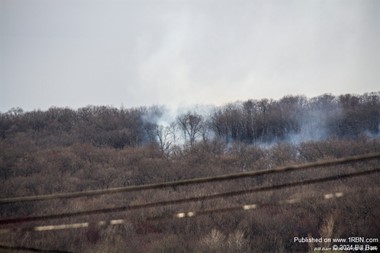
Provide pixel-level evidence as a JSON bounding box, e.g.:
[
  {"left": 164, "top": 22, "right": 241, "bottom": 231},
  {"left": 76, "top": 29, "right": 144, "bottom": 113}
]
[{"left": 0, "top": 93, "right": 379, "bottom": 252}]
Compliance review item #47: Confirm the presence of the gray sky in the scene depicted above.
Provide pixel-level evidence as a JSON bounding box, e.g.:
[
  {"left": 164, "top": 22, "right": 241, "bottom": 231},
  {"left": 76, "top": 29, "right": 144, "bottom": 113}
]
[{"left": 1, "top": 0, "right": 379, "bottom": 112}]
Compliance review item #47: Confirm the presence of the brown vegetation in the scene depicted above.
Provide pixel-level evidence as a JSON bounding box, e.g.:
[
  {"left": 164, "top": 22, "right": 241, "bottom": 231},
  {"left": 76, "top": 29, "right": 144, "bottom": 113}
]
[{"left": 0, "top": 93, "right": 379, "bottom": 252}]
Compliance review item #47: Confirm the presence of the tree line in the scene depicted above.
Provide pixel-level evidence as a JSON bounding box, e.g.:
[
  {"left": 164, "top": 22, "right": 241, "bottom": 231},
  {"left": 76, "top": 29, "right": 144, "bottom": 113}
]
[{"left": 1, "top": 92, "right": 379, "bottom": 152}]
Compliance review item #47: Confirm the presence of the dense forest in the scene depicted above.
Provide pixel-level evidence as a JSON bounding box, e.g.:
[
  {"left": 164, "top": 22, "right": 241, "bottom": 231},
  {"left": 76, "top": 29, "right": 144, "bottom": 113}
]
[{"left": 0, "top": 92, "right": 379, "bottom": 252}]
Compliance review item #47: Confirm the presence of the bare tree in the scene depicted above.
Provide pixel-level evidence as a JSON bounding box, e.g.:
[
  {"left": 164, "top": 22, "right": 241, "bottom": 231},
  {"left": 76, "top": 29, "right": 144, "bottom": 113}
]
[
  {"left": 154, "top": 123, "right": 176, "bottom": 156},
  {"left": 177, "top": 112, "right": 204, "bottom": 147}
]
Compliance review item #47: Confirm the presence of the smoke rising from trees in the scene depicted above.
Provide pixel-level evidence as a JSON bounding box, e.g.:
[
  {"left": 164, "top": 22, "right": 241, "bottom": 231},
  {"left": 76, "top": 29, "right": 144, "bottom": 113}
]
[{"left": 1, "top": 92, "right": 379, "bottom": 153}]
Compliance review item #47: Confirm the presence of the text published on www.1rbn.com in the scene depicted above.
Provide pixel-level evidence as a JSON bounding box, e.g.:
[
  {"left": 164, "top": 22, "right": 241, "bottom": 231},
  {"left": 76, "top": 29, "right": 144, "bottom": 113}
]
[{"left": 293, "top": 236, "right": 379, "bottom": 251}]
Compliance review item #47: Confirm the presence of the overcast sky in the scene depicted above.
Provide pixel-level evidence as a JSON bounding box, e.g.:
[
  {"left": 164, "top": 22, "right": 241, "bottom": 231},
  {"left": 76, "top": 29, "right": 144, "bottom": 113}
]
[{"left": 1, "top": 0, "right": 379, "bottom": 112}]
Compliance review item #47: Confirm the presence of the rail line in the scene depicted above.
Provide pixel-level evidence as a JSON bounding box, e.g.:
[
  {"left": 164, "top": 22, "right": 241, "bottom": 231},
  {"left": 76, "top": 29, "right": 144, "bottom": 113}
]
[{"left": 1, "top": 167, "right": 378, "bottom": 226}]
